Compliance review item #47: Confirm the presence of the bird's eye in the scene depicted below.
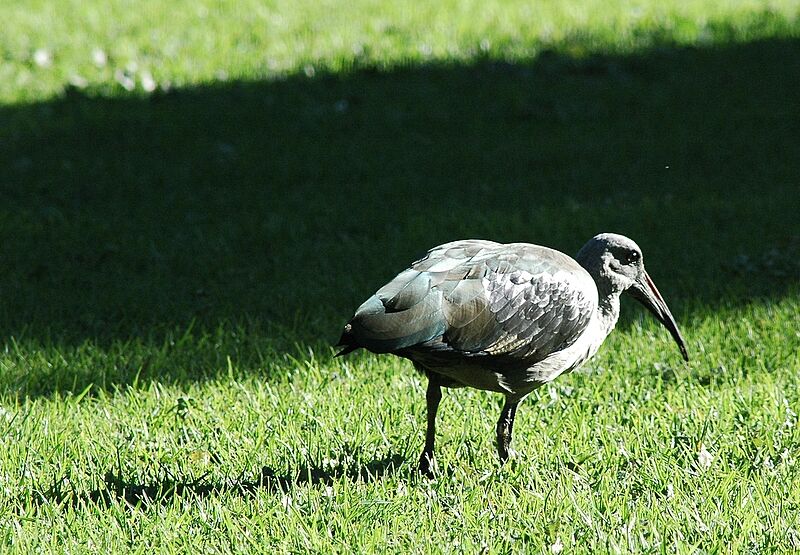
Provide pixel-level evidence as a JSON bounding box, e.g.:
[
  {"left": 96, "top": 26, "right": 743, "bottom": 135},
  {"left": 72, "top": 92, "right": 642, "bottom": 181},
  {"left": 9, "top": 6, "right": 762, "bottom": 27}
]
[{"left": 626, "top": 251, "right": 640, "bottom": 264}]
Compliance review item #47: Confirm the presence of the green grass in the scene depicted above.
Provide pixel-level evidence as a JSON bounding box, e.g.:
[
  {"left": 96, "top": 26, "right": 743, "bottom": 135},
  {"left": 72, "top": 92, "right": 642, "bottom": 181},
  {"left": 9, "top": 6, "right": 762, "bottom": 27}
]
[{"left": 1, "top": 0, "right": 800, "bottom": 552}]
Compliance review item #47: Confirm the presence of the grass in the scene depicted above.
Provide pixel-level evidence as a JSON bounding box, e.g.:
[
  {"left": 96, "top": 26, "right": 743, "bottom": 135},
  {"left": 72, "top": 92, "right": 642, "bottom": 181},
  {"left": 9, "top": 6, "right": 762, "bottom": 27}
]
[{"left": 1, "top": 0, "right": 800, "bottom": 552}]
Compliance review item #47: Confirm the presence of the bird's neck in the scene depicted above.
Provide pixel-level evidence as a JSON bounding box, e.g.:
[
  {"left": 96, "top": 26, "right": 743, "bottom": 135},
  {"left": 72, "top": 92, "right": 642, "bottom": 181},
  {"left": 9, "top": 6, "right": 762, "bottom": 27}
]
[{"left": 595, "top": 292, "right": 621, "bottom": 337}]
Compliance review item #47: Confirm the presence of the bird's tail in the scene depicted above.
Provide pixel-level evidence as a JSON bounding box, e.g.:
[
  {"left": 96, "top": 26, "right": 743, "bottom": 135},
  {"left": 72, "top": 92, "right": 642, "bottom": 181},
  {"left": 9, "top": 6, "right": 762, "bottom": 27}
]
[{"left": 334, "top": 323, "right": 360, "bottom": 357}]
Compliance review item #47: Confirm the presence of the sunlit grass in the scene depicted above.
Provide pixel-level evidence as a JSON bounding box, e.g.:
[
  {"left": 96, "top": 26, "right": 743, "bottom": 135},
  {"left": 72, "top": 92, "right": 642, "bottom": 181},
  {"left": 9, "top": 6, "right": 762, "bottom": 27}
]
[
  {"left": 1, "top": 0, "right": 799, "bottom": 102},
  {"left": 2, "top": 298, "right": 799, "bottom": 551}
]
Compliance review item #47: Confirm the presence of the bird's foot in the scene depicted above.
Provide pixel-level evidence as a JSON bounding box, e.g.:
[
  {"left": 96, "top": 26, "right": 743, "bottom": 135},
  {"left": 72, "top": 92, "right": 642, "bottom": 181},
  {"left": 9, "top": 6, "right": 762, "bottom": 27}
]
[
  {"left": 498, "top": 449, "right": 520, "bottom": 474},
  {"left": 418, "top": 452, "right": 437, "bottom": 478},
  {"left": 497, "top": 444, "right": 518, "bottom": 465}
]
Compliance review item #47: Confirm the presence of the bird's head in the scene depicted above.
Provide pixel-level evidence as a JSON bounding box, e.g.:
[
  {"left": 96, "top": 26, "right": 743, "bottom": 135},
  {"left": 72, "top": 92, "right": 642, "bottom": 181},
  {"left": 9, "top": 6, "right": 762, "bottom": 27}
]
[{"left": 577, "top": 233, "right": 689, "bottom": 361}]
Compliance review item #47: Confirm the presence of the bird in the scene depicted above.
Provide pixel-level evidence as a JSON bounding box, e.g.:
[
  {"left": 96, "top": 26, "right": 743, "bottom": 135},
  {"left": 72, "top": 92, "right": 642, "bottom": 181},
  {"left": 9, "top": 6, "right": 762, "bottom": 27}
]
[{"left": 336, "top": 233, "right": 688, "bottom": 475}]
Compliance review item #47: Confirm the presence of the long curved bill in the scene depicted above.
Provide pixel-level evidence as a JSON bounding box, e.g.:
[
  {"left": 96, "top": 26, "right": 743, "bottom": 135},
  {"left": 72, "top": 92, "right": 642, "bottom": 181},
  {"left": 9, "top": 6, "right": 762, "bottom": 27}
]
[{"left": 629, "top": 270, "right": 689, "bottom": 361}]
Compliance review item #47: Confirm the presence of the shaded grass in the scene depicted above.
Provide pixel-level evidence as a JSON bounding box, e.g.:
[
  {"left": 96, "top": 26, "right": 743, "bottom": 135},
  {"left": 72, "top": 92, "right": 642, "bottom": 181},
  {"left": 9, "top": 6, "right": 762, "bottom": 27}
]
[{"left": 2, "top": 37, "right": 799, "bottom": 395}]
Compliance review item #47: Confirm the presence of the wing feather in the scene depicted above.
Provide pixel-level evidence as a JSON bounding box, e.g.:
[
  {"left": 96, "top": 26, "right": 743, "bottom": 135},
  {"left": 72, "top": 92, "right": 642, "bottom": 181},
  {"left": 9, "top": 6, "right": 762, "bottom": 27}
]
[{"left": 345, "top": 239, "right": 597, "bottom": 364}]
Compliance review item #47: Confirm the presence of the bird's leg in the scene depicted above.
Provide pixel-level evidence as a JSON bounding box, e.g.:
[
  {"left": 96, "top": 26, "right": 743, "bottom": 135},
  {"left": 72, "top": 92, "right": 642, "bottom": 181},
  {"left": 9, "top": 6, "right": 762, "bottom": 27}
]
[
  {"left": 496, "top": 400, "right": 519, "bottom": 463},
  {"left": 419, "top": 379, "right": 442, "bottom": 477}
]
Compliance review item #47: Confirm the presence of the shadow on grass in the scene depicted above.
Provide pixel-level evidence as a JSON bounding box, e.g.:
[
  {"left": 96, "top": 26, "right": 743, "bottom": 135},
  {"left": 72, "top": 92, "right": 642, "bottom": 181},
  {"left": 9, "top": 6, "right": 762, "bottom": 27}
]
[
  {"left": 32, "top": 454, "right": 407, "bottom": 509},
  {"left": 1, "top": 35, "right": 798, "bottom": 392}
]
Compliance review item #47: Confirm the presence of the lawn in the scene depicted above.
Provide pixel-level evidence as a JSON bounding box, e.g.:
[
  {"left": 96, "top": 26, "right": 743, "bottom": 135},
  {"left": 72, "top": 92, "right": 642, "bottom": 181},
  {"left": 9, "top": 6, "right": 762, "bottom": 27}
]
[{"left": 1, "top": 0, "right": 800, "bottom": 552}]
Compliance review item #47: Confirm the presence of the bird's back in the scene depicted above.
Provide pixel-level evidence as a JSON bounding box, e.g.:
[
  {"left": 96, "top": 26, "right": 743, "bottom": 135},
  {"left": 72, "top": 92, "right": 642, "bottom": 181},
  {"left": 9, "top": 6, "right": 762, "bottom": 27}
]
[{"left": 339, "top": 240, "right": 598, "bottom": 378}]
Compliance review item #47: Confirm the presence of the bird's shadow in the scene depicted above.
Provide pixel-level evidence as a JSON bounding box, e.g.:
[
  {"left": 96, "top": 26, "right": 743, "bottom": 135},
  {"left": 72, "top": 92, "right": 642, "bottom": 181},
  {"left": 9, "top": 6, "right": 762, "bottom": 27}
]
[{"left": 32, "top": 453, "right": 407, "bottom": 509}]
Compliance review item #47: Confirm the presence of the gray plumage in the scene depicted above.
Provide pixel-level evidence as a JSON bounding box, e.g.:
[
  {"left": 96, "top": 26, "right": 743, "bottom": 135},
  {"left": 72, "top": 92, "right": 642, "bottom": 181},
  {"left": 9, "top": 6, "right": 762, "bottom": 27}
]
[{"left": 337, "top": 234, "right": 688, "bottom": 475}]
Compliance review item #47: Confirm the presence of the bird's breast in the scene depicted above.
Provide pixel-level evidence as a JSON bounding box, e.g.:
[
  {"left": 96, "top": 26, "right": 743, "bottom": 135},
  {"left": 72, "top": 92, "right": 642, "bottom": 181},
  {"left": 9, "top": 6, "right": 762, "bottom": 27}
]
[{"left": 502, "top": 311, "right": 609, "bottom": 396}]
